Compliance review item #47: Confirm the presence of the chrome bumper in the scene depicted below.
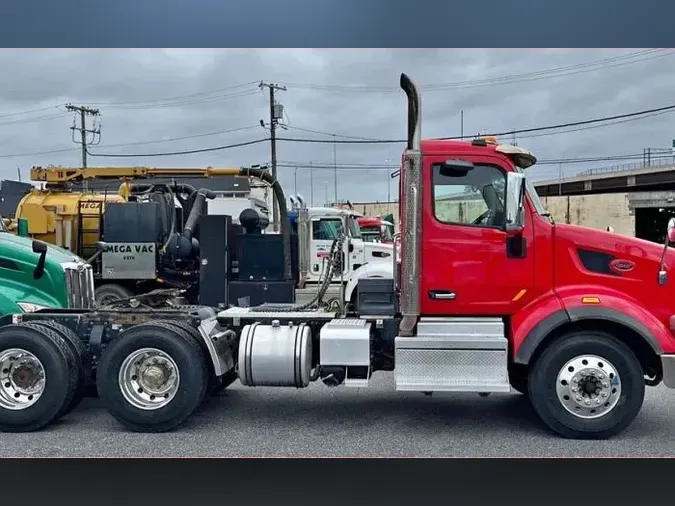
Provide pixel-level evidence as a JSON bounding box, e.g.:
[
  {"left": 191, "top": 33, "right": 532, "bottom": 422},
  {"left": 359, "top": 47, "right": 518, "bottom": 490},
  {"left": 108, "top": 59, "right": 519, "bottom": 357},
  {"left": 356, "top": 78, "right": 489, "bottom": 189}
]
[{"left": 661, "top": 355, "right": 675, "bottom": 388}]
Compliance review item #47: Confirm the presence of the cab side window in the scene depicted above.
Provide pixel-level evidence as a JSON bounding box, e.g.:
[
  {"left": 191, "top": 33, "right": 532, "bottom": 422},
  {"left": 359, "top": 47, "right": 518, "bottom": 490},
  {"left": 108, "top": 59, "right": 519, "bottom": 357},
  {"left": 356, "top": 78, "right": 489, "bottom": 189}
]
[
  {"left": 432, "top": 163, "right": 507, "bottom": 228},
  {"left": 312, "top": 219, "right": 343, "bottom": 240}
]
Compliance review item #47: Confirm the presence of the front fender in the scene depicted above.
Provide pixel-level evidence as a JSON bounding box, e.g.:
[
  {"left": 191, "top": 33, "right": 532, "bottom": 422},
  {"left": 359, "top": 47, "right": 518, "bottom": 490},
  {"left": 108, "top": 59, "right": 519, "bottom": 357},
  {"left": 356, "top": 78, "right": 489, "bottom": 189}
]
[
  {"left": 513, "top": 286, "right": 675, "bottom": 364},
  {"left": 511, "top": 291, "right": 567, "bottom": 364},
  {"left": 344, "top": 261, "right": 394, "bottom": 303}
]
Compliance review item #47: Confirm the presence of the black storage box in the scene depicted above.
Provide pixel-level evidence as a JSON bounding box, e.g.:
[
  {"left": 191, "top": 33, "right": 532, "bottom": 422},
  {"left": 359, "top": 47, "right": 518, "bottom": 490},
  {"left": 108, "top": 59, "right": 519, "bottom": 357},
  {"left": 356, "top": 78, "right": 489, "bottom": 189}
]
[
  {"left": 357, "top": 277, "right": 396, "bottom": 316},
  {"left": 198, "top": 214, "right": 231, "bottom": 307},
  {"left": 228, "top": 280, "right": 296, "bottom": 307},
  {"left": 103, "top": 202, "right": 162, "bottom": 243},
  {"left": 235, "top": 233, "right": 299, "bottom": 282}
]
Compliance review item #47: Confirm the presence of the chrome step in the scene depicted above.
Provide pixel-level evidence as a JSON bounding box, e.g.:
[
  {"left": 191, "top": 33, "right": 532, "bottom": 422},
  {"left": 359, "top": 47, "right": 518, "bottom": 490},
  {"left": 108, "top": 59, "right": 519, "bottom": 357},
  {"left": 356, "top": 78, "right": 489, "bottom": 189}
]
[{"left": 395, "top": 317, "right": 510, "bottom": 393}]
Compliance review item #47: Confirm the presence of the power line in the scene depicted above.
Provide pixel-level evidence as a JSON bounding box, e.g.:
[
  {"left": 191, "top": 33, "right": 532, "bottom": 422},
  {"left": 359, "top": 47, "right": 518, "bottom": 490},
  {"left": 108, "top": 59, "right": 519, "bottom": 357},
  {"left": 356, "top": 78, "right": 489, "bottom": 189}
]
[
  {"left": 97, "top": 90, "right": 261, "bottom": 110},
  {"left": 0, "top": 105, "right": 66, "bottom": 120},
  {"left": 85, "top": 81, "right": 260, "bottom": 107},
  {"left": 0, "top": 125, "right": 261, "bottom": 159},
  {"left": 286, "top": 125, "right": 380, "bottom": 141},
  {"left": 12, "top": 100, "right": 675, "bottom": 161},
  {"left": 86, "top": 138, "right": 268, "bottom": 158},
  {"left": 274, "top": 101, "right": 675, "bottom": 145},
  {"left": 97, "top": 125, "right": 260, "bottom": 148},
  {"left": 280, "top": 152, "right": 675, "bottom": 171},
  {"left": 277, "top": 50, "right": 672, "bottom": 92},
  {"left": 0, "top": 112, "right": 69, "bottom": 127},
  {"left": 0, "top": 49, "right": 669, "bottom": 121},
  {"left": 0, "top": 147, "right": 78, "bottom": 159}
]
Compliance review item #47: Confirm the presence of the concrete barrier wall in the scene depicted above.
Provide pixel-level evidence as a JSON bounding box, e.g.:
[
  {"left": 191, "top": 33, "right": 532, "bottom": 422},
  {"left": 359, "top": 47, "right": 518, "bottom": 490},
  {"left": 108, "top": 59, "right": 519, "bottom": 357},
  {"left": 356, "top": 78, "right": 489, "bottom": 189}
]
[
  {"left": 353, "top": 192, "right": 635, "bottom": 237},
  {"left": 541, "top": 193, "right": 634, "bottom": 236}
]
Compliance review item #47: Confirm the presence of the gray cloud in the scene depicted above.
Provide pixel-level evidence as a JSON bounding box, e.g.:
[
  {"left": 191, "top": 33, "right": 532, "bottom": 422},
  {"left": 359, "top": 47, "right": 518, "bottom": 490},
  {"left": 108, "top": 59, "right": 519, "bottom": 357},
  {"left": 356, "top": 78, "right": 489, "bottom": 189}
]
[{"left": 0, "top": 49, "right": 673, "bottom": 204}]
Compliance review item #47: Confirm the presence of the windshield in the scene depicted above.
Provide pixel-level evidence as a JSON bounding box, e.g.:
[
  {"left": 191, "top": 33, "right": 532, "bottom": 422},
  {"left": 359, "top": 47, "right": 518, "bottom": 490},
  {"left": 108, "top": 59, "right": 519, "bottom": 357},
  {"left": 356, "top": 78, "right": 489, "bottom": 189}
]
[
  {"left": 515, "top": 166, "right": 548, "bottom": 217},
  {"left": 348, "top": 216, "right": 362, "bottom": 239},
  {"left": 360, "top": 227, "right": 380, "bottom": 242}
]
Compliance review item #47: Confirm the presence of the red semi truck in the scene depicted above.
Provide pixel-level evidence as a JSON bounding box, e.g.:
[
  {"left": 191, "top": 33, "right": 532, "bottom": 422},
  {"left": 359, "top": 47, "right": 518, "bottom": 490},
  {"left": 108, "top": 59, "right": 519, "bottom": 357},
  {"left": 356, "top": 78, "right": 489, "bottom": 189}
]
[{"left": 1, "top": 73, "right": 675, "bottom": 439}]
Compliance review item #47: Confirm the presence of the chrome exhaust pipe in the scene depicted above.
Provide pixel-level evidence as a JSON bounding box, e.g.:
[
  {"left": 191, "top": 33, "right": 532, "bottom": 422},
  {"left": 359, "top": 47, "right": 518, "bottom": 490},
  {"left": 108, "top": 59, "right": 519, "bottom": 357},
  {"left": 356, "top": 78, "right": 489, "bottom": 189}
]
[{"left": 398, "top": 73, "right": 422, "bottom": 337}]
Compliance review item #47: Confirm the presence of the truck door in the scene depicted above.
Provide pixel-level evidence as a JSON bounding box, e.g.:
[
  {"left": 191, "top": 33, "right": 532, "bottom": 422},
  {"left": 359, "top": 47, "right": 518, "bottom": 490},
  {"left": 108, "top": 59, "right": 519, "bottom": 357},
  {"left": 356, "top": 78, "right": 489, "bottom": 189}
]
[{"left": 420, "top": 154, "right": 536, "bottom": 316}]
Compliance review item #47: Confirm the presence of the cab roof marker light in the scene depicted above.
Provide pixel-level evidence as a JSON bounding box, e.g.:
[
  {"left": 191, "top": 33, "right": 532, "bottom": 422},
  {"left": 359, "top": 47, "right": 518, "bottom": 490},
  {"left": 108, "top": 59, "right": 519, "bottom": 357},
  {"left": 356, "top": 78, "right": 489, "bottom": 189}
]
[{"left": 494, "top": 144, "right": 537, "bottom": 169}]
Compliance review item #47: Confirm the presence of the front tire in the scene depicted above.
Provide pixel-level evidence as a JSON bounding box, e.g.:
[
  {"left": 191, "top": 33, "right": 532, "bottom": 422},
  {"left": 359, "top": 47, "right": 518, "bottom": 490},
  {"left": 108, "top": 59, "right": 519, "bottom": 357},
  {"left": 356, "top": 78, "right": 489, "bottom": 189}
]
[
  {"left": 97, "top": 321, "right": 209, "bottom": 432},
  {"left": 528, "top": 331, "right": 645, "bottom": 439}
]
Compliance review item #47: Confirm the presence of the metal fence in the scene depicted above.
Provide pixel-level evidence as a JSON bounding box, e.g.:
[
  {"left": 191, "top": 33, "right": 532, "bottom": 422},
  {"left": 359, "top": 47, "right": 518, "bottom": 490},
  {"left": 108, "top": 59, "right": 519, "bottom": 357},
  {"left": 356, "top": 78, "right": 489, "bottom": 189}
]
[{"left": 578, "top": 156, "right": 675, "bottom": 176}]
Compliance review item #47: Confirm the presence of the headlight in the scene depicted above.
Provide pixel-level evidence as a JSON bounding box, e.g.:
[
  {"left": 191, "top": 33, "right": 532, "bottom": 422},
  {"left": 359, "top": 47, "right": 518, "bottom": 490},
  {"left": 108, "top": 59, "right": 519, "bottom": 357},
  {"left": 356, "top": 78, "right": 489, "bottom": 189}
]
[{"left": 16, "top": 302, "right": 50, "bottom": 313}]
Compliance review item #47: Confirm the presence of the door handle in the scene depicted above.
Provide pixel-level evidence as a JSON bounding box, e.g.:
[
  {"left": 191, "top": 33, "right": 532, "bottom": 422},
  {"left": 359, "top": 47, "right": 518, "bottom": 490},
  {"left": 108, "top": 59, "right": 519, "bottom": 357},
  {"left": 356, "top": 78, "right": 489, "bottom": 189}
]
[{"left": 428, "top": 290, "right": 456, "bottom": 300}]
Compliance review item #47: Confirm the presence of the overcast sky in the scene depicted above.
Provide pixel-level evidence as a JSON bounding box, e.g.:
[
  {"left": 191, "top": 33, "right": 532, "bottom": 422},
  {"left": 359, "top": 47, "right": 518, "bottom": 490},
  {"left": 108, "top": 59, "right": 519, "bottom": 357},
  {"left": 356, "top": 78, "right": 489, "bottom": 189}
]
[{"left": 0, "top": 49, "right": 673, "bottom": 204}]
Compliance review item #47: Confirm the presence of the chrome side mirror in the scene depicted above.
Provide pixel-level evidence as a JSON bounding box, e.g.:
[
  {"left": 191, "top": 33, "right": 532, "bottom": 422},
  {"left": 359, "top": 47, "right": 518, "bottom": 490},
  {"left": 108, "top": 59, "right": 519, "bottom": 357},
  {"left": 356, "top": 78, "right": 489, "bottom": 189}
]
[
  {"left": 505, "top": 172, "right": 526, "bottom": 232},
  {"left": 658, "top": 217, "right": 675, "bottom": 285},
  {"left": 667, "top": 218, "right": 675, "bottom": 245}
]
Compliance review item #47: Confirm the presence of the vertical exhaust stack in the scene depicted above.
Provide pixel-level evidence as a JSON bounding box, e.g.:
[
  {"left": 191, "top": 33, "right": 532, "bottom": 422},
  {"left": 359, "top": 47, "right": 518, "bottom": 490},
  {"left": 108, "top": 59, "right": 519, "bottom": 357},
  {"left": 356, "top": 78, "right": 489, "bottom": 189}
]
[
  {"left": 398, "top": 73, "right": 422, "bottom": 337},
  {"left": 296, "top": 195, "right": 310, "bottom": 288}
]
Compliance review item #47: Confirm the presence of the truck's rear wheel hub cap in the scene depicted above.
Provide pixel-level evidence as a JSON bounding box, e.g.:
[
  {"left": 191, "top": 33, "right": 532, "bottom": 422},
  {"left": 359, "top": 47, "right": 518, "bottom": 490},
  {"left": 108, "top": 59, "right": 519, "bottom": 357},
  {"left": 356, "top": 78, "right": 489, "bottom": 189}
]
[
  {"left": 118, "top": 348, "right": 180, "bottom": 411},
  {"left": 555, "top": 354, "right": 621, "bottom": 419},
  {"left": 0, "top": 349, "right": 45, "bottom": 410}
]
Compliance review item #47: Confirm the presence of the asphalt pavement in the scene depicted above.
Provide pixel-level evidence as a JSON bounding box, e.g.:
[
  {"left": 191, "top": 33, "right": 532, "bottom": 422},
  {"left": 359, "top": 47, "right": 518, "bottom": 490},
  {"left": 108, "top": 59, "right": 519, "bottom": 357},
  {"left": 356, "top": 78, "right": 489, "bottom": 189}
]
[{"left": 3, "top": 372, "right": 675, "bottom": 457}]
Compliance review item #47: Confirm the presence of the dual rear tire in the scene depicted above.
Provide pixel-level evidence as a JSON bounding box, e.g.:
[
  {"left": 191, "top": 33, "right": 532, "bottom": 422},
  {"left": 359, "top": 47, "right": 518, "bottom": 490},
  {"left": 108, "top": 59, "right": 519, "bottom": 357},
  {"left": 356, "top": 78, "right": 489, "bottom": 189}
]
[
  {"left": 96, "top": 321, "right": 212, "bottom": 432},
  {"left": 0, "top": 322, "right": 86, "bottom": 432}
]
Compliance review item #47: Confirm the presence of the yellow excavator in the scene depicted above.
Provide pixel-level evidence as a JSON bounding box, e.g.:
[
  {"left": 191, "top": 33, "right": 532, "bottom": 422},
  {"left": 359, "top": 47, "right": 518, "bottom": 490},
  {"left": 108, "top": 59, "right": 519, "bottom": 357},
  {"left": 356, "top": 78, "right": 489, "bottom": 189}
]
[{"left": 11, "top": 164, "right": 286, "bottom": 306}]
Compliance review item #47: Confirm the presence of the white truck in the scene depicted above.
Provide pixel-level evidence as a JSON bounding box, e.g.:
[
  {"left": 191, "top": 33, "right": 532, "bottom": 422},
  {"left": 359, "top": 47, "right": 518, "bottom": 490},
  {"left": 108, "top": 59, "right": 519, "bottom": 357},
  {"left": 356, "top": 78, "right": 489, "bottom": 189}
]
[{"left": 287, "top": 196, "right": 395, "bottom": 306}]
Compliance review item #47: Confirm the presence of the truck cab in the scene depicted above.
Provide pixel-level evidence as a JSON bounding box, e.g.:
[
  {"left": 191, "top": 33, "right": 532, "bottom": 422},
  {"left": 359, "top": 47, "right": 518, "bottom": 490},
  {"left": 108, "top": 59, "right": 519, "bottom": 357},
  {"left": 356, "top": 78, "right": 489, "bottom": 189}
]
[
  {"left": 358, "top": 216, "right": 395, "bottom": 244},
  {"left": 288, "top": 200, "right": 394, "bottom": 284},
  {"left": 0, "top": 215, "right": 95, "bottom": 314}
]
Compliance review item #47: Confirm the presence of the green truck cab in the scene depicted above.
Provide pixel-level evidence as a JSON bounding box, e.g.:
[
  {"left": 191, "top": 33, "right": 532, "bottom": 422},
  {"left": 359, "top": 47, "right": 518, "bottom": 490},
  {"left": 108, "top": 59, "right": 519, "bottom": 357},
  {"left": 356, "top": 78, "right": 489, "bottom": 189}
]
[{"left": 0, "top": 217, "right": 95, "bottom": 314}]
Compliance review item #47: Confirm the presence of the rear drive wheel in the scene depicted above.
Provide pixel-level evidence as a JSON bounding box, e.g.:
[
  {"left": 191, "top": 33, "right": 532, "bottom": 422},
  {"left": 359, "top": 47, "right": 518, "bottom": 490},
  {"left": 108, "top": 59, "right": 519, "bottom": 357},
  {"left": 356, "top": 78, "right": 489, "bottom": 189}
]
[
  {"left": 0, "top": 323, "right": 78, "bottom": 432},
  {"left": 97, "top": 321, "right": 209, "bottom": 432},
  {"left": 161, "top": 320, "right": 236, "bottom": 396},
  {"left": 29, "top": 321, "right": 88, "bottom": 415},
  {"left": 95, "top": 284, "right": 135, "bottom": 307},
  {"left": 528, "top": 331, "right": 645, "bottom": 439}
]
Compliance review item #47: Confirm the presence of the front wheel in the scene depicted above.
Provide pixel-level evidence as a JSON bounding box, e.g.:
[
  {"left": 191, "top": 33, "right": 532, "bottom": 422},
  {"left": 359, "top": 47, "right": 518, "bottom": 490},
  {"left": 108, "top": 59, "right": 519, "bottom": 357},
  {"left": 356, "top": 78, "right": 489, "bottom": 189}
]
[{"left": 528, "top": 331, "right": 645, "bottom": 439}]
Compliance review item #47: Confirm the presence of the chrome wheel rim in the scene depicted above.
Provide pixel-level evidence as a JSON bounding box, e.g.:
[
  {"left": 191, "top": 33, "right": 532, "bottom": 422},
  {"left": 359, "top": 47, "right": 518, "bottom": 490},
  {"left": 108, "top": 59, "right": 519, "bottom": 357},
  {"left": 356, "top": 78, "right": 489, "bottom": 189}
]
[
  {"left": 118, "top": 348, "right": 180, "bottom": 410},
  {"left": 556, "top": 354, "right": 621, "bottom": 419},
  {"left": 0, "top": 348, "right": 46, "bottom": 410}
]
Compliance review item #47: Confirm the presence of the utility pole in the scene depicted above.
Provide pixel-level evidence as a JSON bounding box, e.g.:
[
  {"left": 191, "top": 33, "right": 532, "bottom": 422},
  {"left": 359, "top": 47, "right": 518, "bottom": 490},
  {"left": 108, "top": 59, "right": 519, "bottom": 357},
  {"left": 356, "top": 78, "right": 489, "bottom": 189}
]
[
  {"left": 333, "top": 134, "right": 337, "bottom": 205},
  {"left": 310, "top": 161, "right": 314, "bottom": 205},
  {"left": 66, "top": 104, "right": 101, "bottom": 169},
  {"left": 460, "top": 110, "right": 464, "bottom": 139},
  {"left": 259, "top": 82, "right": 287, "bottom": 232},
  {"left": 558, "top": 162, "right": 563, "bottom": 196}
]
